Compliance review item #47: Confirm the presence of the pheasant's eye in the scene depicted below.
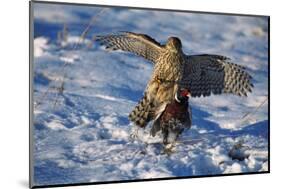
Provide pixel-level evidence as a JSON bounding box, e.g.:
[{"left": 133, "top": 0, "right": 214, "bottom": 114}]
[{"left": 180, "top": 89, "right": 190, "bottom": 97}]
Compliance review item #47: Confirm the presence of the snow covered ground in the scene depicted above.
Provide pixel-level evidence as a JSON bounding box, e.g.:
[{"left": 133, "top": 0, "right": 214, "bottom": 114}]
[{"left": 32, "top": 2, "right": 269, "bottom": 187}]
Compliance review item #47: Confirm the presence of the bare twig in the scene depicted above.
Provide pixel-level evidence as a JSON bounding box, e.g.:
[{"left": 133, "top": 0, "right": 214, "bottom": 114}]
[{"left": 242, "top": 95, "right": 268, "bottom": 120}]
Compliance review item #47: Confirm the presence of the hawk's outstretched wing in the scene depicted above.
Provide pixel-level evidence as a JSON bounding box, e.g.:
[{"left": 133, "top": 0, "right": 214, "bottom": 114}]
[
  {"left": 183, "top": 54, "right": 253, "bottom": 97},
  {"left": 95, "top": 32, "right": 164, "bottom": 63}
]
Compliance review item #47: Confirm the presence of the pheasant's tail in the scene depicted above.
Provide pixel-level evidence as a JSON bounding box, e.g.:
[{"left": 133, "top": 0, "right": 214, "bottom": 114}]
[{"left": 129, "top": 93, "right": 153, "bottom": 128}]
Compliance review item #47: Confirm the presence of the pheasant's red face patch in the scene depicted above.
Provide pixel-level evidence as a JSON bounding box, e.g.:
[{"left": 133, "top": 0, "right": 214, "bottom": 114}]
[{"left": 180, "top": 89, "right": 190, "bottom": 97}]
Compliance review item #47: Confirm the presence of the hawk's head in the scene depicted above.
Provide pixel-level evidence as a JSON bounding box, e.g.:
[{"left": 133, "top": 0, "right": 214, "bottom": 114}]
[{"left": 166, "top": 37, "right": 182, "bottom": 51}]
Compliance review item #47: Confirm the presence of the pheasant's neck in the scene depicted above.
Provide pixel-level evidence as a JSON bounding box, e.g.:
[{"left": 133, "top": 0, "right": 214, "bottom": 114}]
[{"left": 174, "top": 99, "right": 189, "bottom": 106}]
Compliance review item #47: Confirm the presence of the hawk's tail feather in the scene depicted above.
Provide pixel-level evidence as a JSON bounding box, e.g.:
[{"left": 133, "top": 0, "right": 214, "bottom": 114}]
[{"left": 129, "top": 93, "right": 153, "bottom": 128}]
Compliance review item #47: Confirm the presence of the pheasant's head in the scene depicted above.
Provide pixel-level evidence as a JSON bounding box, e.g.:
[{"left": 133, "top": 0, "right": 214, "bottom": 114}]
[
  {"left": 166, "top": 37, "right": 182, "bottom": 52},
  {"left": 175, "top": 88, "right": 190, "bottom": 103}
]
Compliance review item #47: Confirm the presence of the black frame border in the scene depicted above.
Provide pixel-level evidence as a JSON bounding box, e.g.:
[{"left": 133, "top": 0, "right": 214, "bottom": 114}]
[{"left": 29, "top": 0, "right": 270, "bottom": 188}]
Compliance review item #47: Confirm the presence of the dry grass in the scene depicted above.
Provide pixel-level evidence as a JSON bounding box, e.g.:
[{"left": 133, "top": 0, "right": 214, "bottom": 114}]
[{"left": 34, "top": 8, "right": 106, "bottom": 109}]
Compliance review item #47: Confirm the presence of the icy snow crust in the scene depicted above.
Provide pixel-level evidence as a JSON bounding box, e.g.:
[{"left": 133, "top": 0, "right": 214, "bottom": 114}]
[{"left": 32, "top": 3, "right": 269, "bottom": 186}]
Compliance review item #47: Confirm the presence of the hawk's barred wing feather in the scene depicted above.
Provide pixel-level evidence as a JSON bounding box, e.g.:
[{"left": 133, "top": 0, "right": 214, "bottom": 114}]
[
  {"left": 95, "top": 31, "right": 164, "bottom": 63},
  {"left": 183, "top": 54, "right": 253, "bottom": 97}
]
